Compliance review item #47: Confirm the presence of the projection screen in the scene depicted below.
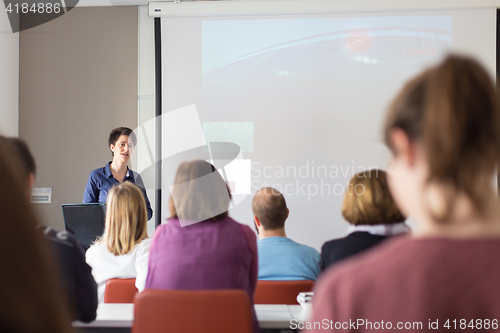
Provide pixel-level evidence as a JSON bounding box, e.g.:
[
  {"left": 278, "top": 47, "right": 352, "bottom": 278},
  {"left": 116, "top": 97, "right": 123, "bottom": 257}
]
[{"left": 158, "top": 8, "right": 496, "bottom": 250}]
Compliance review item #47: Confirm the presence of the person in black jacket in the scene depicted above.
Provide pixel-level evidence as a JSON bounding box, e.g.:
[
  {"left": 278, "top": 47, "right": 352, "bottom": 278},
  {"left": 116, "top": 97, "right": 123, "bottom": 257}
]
[
  {"left": 321, "top": 169, "right": 408, "bottom": 271},
  {"left": 5, "top": 137, "right": 98, "bottom": 322}
]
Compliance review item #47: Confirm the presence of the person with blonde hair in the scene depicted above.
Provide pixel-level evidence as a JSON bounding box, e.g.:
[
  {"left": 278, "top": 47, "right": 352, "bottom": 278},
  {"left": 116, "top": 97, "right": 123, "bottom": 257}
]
[
  {"left": 320, "top": 169, "right": 407, "bottom": 271},
  {"left": 86, "top": 182, "right": 151, "bottom": 303},
  {"left": 0, "top": 139, "right": 72, "bottom": 333},
  {"left": 146, "top": 160, "right": 259, "bottom": 333},
  {"left": 307, "top": 55, "right": 500, "bottom": 332}
]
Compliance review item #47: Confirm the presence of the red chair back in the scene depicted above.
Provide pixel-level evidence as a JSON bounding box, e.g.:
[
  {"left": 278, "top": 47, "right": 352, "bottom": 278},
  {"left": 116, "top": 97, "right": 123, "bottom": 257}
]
[
  {"left": 254, "top": 280, "right": 315, "bottom": 304},
  {"left": 132, "top": 289, "right": 253, "bottom": 333},
  {"left": 104, "top": 278, "right": 138, "bottom": 303}
]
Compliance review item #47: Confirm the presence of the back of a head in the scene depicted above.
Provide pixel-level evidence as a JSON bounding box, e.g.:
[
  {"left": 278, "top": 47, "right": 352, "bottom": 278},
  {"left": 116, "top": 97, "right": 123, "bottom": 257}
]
[
  {"left": 251, "top": 187, "right": 288, "bottom": 230},
  {"left": 384, "top": 55, "right": 500, "bottom": 220},
  {"left": 342, "top": 169, "right": 405, "bottom": 225},
  {"left": 169, "top": 160, "right": 231, "bottom": 222},
  {"left": 104, "top": 182, "right": 148, "bottom": 255},
  {"left": 0, "top": 142, "right": 71, "bottom": 332},
  {"left": 4, "top": 137, "right": 36, "bottom": 181}
]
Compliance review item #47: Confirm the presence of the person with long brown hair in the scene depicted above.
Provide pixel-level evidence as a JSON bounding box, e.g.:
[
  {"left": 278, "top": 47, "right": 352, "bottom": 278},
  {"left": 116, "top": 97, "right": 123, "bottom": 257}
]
[
  {"left": 306, "top": 55, "right": 500, "bottom": 332},
  {"left": 86, "top": 182, "right": 150, "bottom": 303},
  {"left": 0, "top": 138, "right": 72, "bottom": 333},
  {"left": 146, "top": 160, "right": 259, "bottom": 333}
]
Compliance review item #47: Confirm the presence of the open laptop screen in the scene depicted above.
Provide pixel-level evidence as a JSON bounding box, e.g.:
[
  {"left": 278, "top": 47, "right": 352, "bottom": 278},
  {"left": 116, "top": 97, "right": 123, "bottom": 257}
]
[{"left": 62, "top": 203, "right": 106, "bottom": 251}]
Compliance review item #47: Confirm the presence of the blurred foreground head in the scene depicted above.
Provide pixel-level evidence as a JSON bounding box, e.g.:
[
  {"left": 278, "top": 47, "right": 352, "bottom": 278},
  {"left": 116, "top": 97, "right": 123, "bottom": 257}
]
[
  {"left": 4, "top": 137, "right": 36, "bottom": 197},
  {"left": 0, "top": 137, "right": 71, "bottom": 333},
  {"left": 384, "top": 55, "right": 500, "bottom": 222}
]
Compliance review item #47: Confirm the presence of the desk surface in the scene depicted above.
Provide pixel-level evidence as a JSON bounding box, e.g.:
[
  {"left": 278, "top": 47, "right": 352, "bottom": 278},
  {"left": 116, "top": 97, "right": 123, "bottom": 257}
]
[{"left": 74, "top": 303, "right": 304, "bottom": 329}]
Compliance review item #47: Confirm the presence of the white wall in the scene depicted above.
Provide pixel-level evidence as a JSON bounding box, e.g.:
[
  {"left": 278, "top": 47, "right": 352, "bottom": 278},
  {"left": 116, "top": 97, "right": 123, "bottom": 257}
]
[
  {"left": 0, "top": 10, "right": 19, "bottom": 136},
  {"left": 20, "top": 7, "right": 138, "bottom": 231}
]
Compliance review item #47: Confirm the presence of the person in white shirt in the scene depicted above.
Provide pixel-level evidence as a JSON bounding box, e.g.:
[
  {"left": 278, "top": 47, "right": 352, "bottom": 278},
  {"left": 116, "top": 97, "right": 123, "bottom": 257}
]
[{"left": 86, "top": 182, "right": 151, "bottom": 303}]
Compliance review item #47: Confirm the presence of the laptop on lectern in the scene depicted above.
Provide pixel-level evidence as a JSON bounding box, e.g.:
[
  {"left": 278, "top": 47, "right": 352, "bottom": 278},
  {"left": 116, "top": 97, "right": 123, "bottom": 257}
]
[{"left": 62, "top": 203, "right": 106, "bottom": 251}]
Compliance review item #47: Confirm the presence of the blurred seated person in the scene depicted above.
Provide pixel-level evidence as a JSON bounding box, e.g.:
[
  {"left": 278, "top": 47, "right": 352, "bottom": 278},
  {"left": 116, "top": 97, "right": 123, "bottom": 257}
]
[
  {"left": 307, "top": 55, "right": 500, "bottom": 333},
  {"left": 5, "top": 137, "right": 97, "bottom": 322},
  {"left": 321, "top": 169, "right": 408, "bottom": 271},
  {"left": 0, "top": 138, "right": 73, "bottom": 332},
  {"left": 145, "top": 160, "right": 259, "bottom": 333},
  {"left": 86, "top": 182, "right": 150, "bottom": 303},
  {"left": 252, "top": 187, "right": 321, "bottom": 281}
]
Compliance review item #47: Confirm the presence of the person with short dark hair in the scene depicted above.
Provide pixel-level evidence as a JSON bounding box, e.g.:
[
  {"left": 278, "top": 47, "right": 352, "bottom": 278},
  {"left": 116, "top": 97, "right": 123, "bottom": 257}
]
[
  {"left": 5, "top": 136, "right": 98, "bottom": 323},
  {"left": 320, "top": 169, "right": 408, "bottom": 271},
  {"left": 83, "top": 127, "right": 153, "bottom": 220},
  {"left": 252, "top": 187, "right": 321, "bottom": 281}
]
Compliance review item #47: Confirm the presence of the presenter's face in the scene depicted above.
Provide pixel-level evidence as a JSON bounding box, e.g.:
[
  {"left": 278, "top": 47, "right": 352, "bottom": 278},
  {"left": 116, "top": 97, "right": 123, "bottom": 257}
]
[{"left": 111, "top": 135, "right": 134, "bottom": 162}]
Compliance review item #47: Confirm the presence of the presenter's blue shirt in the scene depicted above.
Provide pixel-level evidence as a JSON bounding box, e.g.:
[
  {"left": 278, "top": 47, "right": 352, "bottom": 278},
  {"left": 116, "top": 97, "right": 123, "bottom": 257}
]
[
  {"left": 257, "top": 236, "right": 321, "bottom": 281},
  {"left": 83, "top": 162, "right": 153, "bottom": 220}
]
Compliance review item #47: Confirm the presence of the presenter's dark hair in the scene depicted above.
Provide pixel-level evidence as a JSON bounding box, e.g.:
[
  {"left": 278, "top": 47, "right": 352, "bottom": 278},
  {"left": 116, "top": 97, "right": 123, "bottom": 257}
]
[
  {"left": 384, "top": 55, "right": 500, "bottom": 221},
  {"left": 4, "top": 137, "right": 36, "bottom": 180},
  {"left": 0, "top": 139, "right": 73, "bottom": 332},
  {"left": 108, "top": 127, "right": 136, "bottom": 146}
]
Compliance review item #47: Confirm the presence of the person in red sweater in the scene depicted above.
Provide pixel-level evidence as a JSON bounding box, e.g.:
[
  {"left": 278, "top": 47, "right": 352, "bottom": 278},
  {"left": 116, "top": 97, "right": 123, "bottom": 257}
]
[{"left": 304, "top": 55, "right": 500, "bottom": 332}]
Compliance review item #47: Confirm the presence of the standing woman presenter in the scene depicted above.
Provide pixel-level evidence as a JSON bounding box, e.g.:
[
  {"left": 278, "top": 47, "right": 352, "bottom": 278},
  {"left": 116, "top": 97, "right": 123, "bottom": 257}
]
[{"left": 83, "top": 127, "right": 153, "bottom": 220}]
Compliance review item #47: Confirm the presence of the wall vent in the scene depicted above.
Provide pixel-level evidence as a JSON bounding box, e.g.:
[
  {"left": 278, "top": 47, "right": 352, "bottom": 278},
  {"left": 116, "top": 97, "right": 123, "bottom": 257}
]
[{"left": 31, "top": 187, "right": 52, "bottom": 204}]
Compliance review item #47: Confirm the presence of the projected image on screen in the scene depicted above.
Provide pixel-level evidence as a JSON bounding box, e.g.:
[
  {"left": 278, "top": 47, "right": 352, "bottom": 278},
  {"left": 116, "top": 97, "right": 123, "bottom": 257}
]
[
  {"left": 203, "top": 122, "right": 254, "bottom": 153},
  {"left": 162, "top": 9, "right": 495, "bottom": 249},
  {"left": 202, "top": 16, "right": 452, "bottom": 74},
  {"left": 201, "top": 15, "right": 452, "bottom": 203}
]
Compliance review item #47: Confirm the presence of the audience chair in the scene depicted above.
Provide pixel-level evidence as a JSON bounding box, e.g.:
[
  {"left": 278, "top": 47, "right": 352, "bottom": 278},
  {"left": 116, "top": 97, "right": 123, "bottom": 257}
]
[
  {"left": 133, "top": 289, "right": 253, "bottom": 333},
  {"left": 104, "top": 278, "right": 138, "bottom": 303},
  {"left": 254, "top": 280, "right": 315, "bottom": 305}
]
